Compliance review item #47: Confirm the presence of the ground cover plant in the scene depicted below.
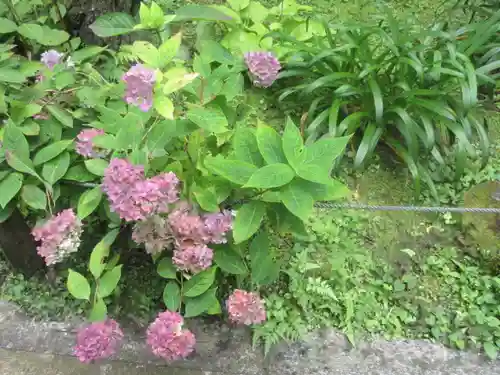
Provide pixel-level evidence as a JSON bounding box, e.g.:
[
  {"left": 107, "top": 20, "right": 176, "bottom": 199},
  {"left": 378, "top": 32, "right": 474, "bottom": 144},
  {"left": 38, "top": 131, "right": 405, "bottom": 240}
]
[{"left": 0, "top": 0, "right": 498, "bottom": 364}]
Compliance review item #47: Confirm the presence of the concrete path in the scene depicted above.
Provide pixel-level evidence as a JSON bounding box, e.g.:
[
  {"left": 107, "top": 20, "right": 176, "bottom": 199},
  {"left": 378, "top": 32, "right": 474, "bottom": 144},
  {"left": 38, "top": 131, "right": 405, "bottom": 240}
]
[{"left": 1, "top": 301, "right": 499, "bottom": 375}]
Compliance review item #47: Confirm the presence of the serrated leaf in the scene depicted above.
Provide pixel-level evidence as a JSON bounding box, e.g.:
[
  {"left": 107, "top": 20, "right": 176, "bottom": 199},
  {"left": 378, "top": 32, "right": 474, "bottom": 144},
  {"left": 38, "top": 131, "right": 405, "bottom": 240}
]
[
  {"left": 281, "top": 180, "right": 313, "bottom": 221},
  {"left": 282, "top": 117, "right": 305, "bottom": 170},
  {"left": 67, "top": 269, "right": 91, "bottom": 300},
  {"left": 89, "top": 229, "right": 120, "bottom": 279},
  {"left": 244, "top": 163, "right": 295, "bottom": 189},
  {"left": 233, "top": 201, "right": 266, "bottom": 244},
  {"left": 0, "top": 173, "right": 23, "bottom": 209},
  {"left": 157, "top": 257, "right": 177, "bottom": 279},
  {"left": 77, "top": 186, "right": 103, "bottom": 220},
  {"left": 3, "top": 124, "right": 29, "bottom": 160},
  {"left": 163, "top": 281, "right": 181, "bottom": 311},
  {"left": 90, "top": 12, "right": 136, "bottom": 37},
  {"left": 213, "top": 244, "right": 248, "bottom": 275},
  {"left": 296, "top": 136, "right": 350, "bottom": 184},
  {"left": 97, "top": 265, "right": 122, "bottom": 298},
  {"left": 42, "top": 152, "right": 70, "bottom": 184},
  {"left": 233, "top": 128, "right": 264, "bottom": 166},
  {"left": 21, "top": 185, "right": 47, "bottom": 210},
  {"left": 192, "top": 184, "right": 219, "bottom": 212},
  {"left": 5, "top": 152, "right": 40, "bottom": 180},
  {"left": 204, "top": 155, "right": 257, "bottom": 185},
  {"left": 256, "top": 123, "right": 287, "bottom": 164},
  {"left": 85, "top": 159, "right": 109, "bottom": 176},
  {"left": 33, "top": 139, "right": 73, "bottom": 166},
  {"left": 187, "top": 105, "right": 229, "bottom": 133},
  {"left": 183, "top": 267, "right": 217, "bottom": 297}
]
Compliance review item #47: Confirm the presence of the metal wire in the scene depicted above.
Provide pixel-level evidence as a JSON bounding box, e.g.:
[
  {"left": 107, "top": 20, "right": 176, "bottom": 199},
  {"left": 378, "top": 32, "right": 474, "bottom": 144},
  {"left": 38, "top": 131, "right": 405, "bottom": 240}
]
[{"left": 314, "top": 202, "right": 500, "bottom": 214}]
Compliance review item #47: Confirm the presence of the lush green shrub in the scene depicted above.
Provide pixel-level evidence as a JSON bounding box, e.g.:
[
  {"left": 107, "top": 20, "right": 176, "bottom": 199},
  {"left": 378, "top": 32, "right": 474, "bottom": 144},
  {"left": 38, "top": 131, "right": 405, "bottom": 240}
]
[
  {"left": 273, "top": 10, "right": 500, "bottom": 196},
  {"left": 0, "top": 0, "right": 351, "bottom": 362}
]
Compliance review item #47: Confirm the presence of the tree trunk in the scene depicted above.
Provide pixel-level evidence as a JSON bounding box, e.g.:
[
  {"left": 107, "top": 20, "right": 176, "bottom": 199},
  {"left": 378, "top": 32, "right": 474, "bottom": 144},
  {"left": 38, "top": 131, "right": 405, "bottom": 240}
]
[{"left": 0, "top": 209, "right": 44, "bottom": 277}]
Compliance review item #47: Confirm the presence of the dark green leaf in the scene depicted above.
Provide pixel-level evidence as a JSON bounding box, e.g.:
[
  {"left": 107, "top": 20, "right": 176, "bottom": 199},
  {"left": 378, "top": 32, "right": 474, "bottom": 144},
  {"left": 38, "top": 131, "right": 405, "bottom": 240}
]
[
  {"left": 163, "top": 281, "right": 181, "bottom": 311},
  {"left": 21, "top": 185, "right": 46, "bottom": 210},
  {"left": 256, "top": 123, "right": 287, "bottom": 164},
  {"left": 42, "top": 152, "right": 70, "bottom": 184},
  {"left": 183, "top": 267, "right": 217, "bottom": 297},
  {"left": 213, "top": 244, "right": 247, "bottom": 275},
  {"left": 77, "top": 186, "right": 103, "bottom": 220},
  {"left": 72, "top": 46, "right": 106, "bottom": 63},
  {"left": 67, "top": 269, "right": 91, "bottom": 300},
  {"left": 90, "top": 12, "right": 136, "bottom": 37},
  {"left": 89, "top": 229, "right": 120, "bottom": 279},
  {"left": 33, "top": 140, "right": 73, "bottom": 166},
  {"left": 6, "top": 152, "right": 41, "bottom": 180},
  {"left": 233, "top": 128, "right": 264, "bottom": 166},
  {"left": 157, "top": 257, "right": 177, "bottom": 279},
  {"left": 0, "top": 18, "right": 17, "bottom": 33},
  {"left": 282, "top": 117, "right": 305, "bottom": 170},
  {"left": 63, "top": 164, "right": 97, "bottom": 182},
  {"left": 0, "top": 173, "right": 23, "bottom": 209},
  {"left": 46, "top": 105, "right": 73, "bottom": 128},
  {"left": 3, "top": 124, "right": 29, "bottom": 160},
  {"left": 244, "top": 163, "right": 295, "bottom": 189},
  {"left": 85, "top": 159, "right": 109, "bottom": 176},
  {"left": 281, "top": 180, "right": 313, "bottom": 221},
  {"left": 187, "top": 105, "right": 229, "bottom": 133},
  {"left": 184, "top": 288, "right": 218, "bottom": 318},
  {"left": 97, "top": 265, "right": 122, "bottom": 298},
  {"left": 233, "top": 201, "right": 266, "bottom": 244},
  {"left": 204, "top": 155, "right": 257, "bottom": 185}
]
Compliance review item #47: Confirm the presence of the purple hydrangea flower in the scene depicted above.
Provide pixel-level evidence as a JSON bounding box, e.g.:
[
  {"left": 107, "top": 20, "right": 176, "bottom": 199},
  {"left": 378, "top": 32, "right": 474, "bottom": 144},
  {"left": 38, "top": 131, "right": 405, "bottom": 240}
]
[
  {"left": 31, "top": 209, "right": 82, "bottom": 265},
  {"left": 74, "top": 319, "right": 124, "bottom": 363},
  {"left": 102, "top": 158, "right": 180, "bottom": 222},
  {"left": 226, "top": 289, "right": 266, "bottom": 325},
  {"left": 132, "top": 215, "right": 173, "bottom": 255},
  {"left": 122, "top": 64, "right": 156, "bottom": 112},
  {"left": 244, "top": 51, "right": 281, "bottom": 88},
  {"left": 203, "top": 210, "right": 233, "bottom": 244},
  {"left": 172, "top": 244, "right": 213, "bottom": 274},
  {"left": 75, "top": 128, "right": 105, "bottom": 158},
  {"left": 147, "top": 311, "right": 196, "bottom": 361},
  {"left": 41, "top": 50, "right": 64, "bottom": 70}
]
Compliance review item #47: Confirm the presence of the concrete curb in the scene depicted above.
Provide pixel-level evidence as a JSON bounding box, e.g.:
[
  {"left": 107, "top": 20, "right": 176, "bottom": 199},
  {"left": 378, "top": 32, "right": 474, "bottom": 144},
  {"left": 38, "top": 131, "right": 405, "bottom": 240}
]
[{"left": 0, "top": 301, "right": 499, "bottom": 375}]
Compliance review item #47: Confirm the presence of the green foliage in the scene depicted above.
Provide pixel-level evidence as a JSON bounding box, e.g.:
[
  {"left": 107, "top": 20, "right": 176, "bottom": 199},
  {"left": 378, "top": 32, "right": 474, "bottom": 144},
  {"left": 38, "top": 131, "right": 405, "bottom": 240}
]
[
  {"left": 254, "top": 209, "right": 500, "bottom": 358},
  {"left": 274, "top": 9, "right": 500, "bottom": 196}
]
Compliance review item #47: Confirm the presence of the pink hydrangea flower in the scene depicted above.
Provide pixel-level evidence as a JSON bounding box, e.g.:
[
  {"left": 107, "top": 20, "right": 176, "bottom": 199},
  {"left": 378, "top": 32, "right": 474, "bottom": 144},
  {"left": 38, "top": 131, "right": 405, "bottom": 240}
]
[
  {"left": 147, "top": 311, "right": 196, "bottom": 362},
  {"left": 76, "top": 128, "right": 105, "bottom": 158},
  {"left": 122, "top": 64, "right": 156, "bottom": 112},
  {"left": 226, "top": 290, "right": 266, "bottom": 325},
  {"left": 244, "top": 51, "right": 281, "bottom": 88},
  {"left": 168, "top": 204, "right": 208, "bottom": 244},
  {"left": 203, "top": 210, "right": 233, "bottom": 244},
  {"left": 132, "top": 216, "right": 173, "bottom": 255},
  {"left": 172, "top": 244, "right": 213, "bottom": 274},
  {"left": 74, "top": 319, "right": 124, "bottom": 363},
  {"left": 31, "top": 209, "right": 82, "bottom": 265},
  {"left": 41, "top": 50, "right": 63, "bottom": 70},
  {"left": 102, "top": 158, "right": 179, "bottom": 222}
]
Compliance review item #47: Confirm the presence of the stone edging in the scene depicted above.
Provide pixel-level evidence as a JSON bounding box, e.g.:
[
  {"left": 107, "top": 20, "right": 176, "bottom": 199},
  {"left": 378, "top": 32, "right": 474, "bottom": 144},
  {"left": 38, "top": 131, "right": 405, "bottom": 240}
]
[{"left": 0, "top": 301, "right": 498, "bottom": 375}]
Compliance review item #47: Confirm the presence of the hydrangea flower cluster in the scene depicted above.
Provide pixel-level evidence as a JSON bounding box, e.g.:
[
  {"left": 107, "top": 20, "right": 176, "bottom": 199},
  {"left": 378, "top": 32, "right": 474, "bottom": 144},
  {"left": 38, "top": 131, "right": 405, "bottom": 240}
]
[
  {"left": 244, "top": 51, "right": 281, "bottom": 88},
  {"left": 31, "top": 209, "right": 82, "bottom": 265},
  {"left": 132, "top": 216, "right": 173, "bottom": 255},
  {"left": 226, "top": 289, "right": 266, "bottom": 325},
  {"left": 122, "top": 64, "right": 156, "bottom": 112},
  {"left": 75, "top": 128, "right": 105, "bottom": 158},
  {"left": 74, "top": 319, "right": 124, "bottom": 363},
  {"left": 146, "top": 311, "right": 196, "bottom": 362},
  {"left": 102, "top": 158, "right": 179, "bottom": 222},
  {"left": 41, "top": 49, "right": 63, "bottom": 70},
  {"left": 172, "top": 244, "right": 213, "bottom": 274}
]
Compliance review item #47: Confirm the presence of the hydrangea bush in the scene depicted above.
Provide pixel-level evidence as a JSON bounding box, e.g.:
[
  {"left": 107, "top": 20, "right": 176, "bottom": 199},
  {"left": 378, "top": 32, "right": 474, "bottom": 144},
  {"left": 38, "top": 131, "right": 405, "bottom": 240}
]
[{"left": 0, "top": 0, "right": 350, "bottom": 363}]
